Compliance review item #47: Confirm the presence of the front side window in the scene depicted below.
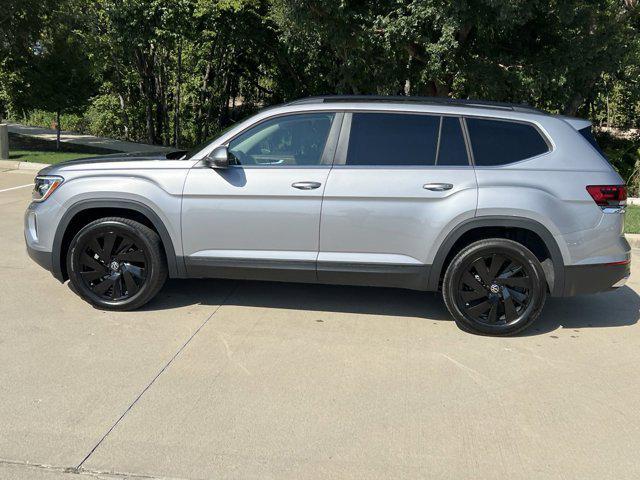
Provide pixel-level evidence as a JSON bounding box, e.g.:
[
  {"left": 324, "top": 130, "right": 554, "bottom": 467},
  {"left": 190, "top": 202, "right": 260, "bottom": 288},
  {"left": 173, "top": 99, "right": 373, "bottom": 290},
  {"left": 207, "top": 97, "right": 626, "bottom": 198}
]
[
  {"left": 346, "top": 113, "right": 440, "bottom": 166},
  {"left": 228, "top": 113, "right": 335, "bottom": 166},
  {"left": 466, "top": 118, "right": 549, "bottom": 166}
]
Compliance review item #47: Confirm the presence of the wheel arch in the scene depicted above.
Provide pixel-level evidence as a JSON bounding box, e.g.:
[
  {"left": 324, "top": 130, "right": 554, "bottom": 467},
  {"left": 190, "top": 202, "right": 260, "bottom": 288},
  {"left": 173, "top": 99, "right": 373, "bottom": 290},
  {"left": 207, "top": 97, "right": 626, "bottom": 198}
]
[
  {"left": 428, "top": 216, "right": 565, "bottom": 296},
  {"left": 52, "top": 199, "right": 184, "bottom": 281}
]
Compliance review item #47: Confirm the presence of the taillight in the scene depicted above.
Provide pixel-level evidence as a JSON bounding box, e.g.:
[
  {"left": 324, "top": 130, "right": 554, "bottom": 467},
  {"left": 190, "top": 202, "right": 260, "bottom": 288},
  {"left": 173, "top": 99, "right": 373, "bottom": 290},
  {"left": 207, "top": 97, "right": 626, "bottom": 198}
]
[{"left": 586, "top": 185, "right": 627, "bottom": 208}]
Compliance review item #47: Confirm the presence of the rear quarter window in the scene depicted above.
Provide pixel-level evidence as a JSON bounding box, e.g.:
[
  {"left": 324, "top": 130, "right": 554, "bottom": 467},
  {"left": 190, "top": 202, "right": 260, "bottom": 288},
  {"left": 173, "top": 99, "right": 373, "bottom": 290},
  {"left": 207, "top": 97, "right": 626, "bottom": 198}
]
[
  {"left": 466, "top": 118, "right": 549, "bottom": 166},
  {"left": 578, "top": 126, "right": 607, "bottom": 158}
]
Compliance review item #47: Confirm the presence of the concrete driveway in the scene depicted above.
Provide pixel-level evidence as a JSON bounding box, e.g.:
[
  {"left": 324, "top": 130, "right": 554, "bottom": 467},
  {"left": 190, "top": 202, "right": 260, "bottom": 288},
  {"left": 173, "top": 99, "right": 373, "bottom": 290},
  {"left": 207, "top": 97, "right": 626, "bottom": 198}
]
[{"left": 1, "top": 168, "right": 640, "bottom": 479}]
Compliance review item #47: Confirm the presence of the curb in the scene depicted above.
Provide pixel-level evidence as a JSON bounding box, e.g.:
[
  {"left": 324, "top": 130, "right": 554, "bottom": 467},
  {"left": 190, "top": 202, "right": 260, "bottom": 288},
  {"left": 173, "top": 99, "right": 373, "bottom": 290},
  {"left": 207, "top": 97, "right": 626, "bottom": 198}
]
[
  {"left": 0, "top": 159, "right": 50, "bottom": 171},
  {"left": 628, "top": 197, "right": 640, "bottom": 206},
  {"left": 626, "top": 234, "right": 640, "bottom": 249}
]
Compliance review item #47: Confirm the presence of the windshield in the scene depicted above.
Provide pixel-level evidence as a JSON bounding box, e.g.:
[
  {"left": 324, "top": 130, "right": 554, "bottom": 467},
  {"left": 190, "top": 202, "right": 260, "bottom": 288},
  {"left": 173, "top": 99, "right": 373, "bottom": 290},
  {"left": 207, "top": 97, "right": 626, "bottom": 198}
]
[{"left": 182, "top": 123, "right": 238, "bottom": 159}]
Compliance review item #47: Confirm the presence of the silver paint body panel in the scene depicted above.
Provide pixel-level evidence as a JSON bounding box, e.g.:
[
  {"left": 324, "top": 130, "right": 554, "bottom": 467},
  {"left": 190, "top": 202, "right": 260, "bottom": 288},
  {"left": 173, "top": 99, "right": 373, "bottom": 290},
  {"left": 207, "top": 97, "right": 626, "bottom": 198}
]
[{"left": 25, "top": 100, "right": 630, "bottom": 294}]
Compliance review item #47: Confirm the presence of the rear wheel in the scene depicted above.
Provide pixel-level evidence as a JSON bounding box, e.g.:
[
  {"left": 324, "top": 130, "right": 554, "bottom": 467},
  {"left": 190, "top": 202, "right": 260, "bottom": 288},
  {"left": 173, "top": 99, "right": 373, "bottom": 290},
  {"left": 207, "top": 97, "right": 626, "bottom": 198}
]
[
  {"left": 67, "top": 217, "right": 167, "bottom": 310},
  {"left": 442, "top": 238, "right": 547, "bottom": 336}
]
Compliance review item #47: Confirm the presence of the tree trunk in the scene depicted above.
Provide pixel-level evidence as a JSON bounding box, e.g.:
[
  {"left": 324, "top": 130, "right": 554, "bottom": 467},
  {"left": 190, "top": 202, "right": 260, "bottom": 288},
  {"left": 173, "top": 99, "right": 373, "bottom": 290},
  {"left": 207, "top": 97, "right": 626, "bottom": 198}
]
[
  {"left": 173, "top": 41, "right": 182, "bottom": 148},
  {"left": 118, "top": 93, "right": 129, "bottom": 140},
  {"left": 143, "top": 82, "right": 155, "bottom": 144},
  {"left": 196, "top": 62, "right": 212, "bottom": 145},
  {"left": 563, "top": 92, "right": 585, "bottom": 117},
  {"left": 56, "top": 110, "right": 61, "bottom": 151},
  {"left": 135, "top": 47, "right": 157, "bottom": 144}
]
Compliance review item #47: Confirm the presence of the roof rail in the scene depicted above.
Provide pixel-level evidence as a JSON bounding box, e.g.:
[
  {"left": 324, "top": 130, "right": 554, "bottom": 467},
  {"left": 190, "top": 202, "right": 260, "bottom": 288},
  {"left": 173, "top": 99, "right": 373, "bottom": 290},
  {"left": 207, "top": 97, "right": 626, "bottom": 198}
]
[{"left": 287, "top": 95, "right": 543, "bottom": 113}]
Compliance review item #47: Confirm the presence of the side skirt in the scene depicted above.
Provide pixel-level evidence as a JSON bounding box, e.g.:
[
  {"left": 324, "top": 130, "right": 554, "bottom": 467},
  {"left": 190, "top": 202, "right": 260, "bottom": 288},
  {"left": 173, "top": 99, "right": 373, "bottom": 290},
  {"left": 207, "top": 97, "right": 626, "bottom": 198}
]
[{"left": 183, "top": 256, "right": 431, "bottom": 291}]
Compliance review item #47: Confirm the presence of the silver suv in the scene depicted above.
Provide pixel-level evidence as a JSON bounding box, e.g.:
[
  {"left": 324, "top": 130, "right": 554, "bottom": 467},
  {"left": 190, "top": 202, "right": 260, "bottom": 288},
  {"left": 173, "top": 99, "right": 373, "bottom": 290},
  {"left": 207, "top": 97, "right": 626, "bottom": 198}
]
[{"left": 25, "top": 96, "right": 631, "bottom": 335}]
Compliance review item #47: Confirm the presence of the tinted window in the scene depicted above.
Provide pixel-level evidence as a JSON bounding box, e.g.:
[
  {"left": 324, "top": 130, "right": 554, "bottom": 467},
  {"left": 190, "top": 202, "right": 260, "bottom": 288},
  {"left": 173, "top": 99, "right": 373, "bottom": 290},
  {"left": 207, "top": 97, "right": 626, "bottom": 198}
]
[
  {"left": 228, "top": 113, "right": 334, "bottom": 166},
  {"left": 346, "top": 113, "right": 439, "bottom": 166},
  {"left": 437, "top": 117, "right": 468, "bottom": 166},
  {"left": 579, "top": 126, "right": 607, "bottom": 158},
  {"left": 466, "top": 118, "right": 549, "bottom": 166}
]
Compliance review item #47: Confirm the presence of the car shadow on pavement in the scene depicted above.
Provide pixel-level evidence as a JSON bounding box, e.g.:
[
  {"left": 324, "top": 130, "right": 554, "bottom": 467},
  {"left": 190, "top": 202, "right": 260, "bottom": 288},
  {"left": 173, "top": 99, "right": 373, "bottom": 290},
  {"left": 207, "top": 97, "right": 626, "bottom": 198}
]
[
  {"left": 143, "top": 278, "right": 451, "bottom": 320},
  {"left": 139, "top": 279, "right": 640, "bottom": 336},
  {"left": 522, "top": 286, "right": 640, "bottom": 335}
]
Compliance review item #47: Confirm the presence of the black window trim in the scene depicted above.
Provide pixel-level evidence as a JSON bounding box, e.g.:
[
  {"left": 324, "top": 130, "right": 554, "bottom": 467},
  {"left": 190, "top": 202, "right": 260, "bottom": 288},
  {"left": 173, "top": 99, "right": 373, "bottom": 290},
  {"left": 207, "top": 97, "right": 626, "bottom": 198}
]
[
  {"left": 332, "top": 111, "right": 473, "bottom": 169},
  {"left": 462, "top": 115, "right": 553, "bottom": 168}
]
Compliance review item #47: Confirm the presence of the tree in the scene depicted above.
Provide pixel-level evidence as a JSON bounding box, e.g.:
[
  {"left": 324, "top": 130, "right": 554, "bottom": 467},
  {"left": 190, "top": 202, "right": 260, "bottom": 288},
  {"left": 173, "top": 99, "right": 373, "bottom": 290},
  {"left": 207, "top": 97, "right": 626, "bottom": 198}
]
[
  {"left": 2, "top": 0, "right": 639, "bottom": 149},
  {"left": 0, "top": 0, "right": 54, "bottom": 120},
  {"left": 23, "top": 23, "right": 94, "bottom": 149}
]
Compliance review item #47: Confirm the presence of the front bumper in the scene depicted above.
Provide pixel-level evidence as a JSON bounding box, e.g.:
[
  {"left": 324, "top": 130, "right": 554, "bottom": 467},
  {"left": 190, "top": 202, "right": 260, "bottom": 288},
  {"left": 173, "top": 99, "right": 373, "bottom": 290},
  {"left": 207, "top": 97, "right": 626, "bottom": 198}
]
[
  {"left": 24, "top": 203, "right": 64, "bottom": 281},
  {"left": 562, "top": 261, "right": 631, "bottom": 296},
  {"left": 26, "top": 241, "right": 54, "bottom": 273}
]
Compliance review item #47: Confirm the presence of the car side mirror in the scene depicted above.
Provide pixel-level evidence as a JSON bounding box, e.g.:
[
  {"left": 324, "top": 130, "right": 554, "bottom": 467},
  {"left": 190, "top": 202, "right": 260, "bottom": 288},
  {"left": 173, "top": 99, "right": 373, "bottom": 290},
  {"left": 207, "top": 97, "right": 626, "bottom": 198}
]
[{"left": 205, "top": 146, "right": 229, "bottom": 169}]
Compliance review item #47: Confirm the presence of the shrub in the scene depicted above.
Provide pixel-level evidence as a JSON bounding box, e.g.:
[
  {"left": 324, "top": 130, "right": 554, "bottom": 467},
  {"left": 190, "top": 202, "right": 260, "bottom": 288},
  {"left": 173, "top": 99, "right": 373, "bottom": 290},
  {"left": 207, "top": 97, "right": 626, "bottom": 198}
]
[
  {"left": 596, "top": 130, "right": 640, "bottom": 197},
  {"left": 83, "top": 94, "right": 126, "bottom": 139}
]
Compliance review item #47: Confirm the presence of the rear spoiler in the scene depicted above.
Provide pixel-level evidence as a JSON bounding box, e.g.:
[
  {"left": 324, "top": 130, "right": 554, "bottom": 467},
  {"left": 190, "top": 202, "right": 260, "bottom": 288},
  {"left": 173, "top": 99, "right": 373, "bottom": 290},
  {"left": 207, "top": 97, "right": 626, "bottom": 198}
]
[
  {"left": 557, "top": 115, "right": 592, "bottom": 131},
  {"left": 558, "top": 116, "right": 610, "bottom": 161}
]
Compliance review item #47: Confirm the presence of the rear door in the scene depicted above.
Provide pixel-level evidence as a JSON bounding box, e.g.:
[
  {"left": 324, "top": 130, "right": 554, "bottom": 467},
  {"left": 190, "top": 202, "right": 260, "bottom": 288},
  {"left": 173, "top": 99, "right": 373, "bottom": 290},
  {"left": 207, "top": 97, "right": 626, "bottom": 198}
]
[{"left": 318, "top": 112, "right": 478, "bottom": 289}]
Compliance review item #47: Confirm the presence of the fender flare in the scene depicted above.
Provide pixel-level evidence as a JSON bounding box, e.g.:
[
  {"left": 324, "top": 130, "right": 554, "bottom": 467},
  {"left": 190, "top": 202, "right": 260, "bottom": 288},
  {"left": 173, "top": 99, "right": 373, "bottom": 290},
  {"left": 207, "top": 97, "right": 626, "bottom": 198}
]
[
  {"left": 52, "top": 199, "right": 184, "bottom": 281},
  {"left": 427, "top": 216, "right": 565, "bottom": 296}
]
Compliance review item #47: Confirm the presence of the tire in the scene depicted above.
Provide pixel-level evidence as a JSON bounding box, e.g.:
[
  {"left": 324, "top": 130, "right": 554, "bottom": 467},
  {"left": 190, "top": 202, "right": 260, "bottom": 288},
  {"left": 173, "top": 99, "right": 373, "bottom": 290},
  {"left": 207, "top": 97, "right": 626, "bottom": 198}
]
[
  {"left": 67, "top": 217, "right": 167, "bottom": 311},
  {"left": 442, "top": 238, "right": 547, "bottom": 336}
]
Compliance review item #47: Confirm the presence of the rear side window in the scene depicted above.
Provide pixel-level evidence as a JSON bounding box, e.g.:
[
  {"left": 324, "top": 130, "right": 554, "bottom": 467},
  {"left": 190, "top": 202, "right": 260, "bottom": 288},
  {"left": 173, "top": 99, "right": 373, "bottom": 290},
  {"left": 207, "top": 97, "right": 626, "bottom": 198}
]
[
  {"left": 466, "top": 118, "right": 549, "bottom": 166},
  {"left": 437, "top": 117, "right": 468, "bottom": 166},
  {"left": 346, "top": 113, "right": 440, "bottom": 166}
]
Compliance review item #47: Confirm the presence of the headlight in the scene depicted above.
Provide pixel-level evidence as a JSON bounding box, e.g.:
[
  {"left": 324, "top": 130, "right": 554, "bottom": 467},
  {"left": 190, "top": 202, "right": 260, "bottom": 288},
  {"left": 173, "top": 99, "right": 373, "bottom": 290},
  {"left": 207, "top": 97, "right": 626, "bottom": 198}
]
[{"left": 32, "top": 175, "right": 64, "bottom": 202}]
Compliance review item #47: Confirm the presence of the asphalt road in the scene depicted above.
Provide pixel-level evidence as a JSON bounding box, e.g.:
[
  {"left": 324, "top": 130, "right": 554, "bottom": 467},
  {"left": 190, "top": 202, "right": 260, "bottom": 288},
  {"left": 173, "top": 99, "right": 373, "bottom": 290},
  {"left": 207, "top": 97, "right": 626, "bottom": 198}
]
[{"left": 1, "top": 168, "right": 640, "bottom": 480}]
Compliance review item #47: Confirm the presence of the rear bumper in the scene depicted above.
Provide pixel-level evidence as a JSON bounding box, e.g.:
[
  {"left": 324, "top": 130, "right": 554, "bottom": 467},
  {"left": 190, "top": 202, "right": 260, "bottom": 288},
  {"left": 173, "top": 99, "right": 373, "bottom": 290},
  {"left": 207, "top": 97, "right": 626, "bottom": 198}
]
[{"left": 562, "top": 261, "right": 630, "bottom": 296}]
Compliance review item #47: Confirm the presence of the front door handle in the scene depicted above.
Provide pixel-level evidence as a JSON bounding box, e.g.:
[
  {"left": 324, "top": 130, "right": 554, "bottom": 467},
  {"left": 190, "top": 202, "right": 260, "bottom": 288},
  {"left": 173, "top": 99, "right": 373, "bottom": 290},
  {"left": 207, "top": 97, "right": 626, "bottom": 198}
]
[
  {"left": 292, "top": 181, "right": 322, "bottom": 190},
  {"left": 423, "top": 183, "right": 453, "bottom": 191}
]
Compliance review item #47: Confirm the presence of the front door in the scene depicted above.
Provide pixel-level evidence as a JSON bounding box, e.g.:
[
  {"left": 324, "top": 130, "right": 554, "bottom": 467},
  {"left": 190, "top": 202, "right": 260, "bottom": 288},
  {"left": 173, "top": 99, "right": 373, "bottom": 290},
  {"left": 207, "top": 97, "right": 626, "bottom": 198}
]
[{"left": 182, "top": 112, "right": 341, "bottom": 282}]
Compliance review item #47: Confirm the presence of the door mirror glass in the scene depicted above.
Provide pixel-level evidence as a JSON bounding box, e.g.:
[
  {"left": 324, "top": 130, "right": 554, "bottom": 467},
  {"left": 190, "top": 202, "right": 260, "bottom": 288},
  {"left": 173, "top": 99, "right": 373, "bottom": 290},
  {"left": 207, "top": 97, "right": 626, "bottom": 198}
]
[{"left": 205, "top": 146, "right": 229, "bottom": 169}]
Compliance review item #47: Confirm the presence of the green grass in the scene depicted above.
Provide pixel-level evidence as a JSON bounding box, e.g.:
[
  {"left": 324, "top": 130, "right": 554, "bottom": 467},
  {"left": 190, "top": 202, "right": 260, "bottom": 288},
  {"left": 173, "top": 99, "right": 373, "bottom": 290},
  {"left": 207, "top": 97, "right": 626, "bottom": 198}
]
[
  {"left": 9, "top": 150, "right": 97, "bottom": 165},
  {"left": 626, "top": 205, "right": 640, "bottom": 234},
  {"left": 7, "top": 132, "right": 118, "bottom": 165}
]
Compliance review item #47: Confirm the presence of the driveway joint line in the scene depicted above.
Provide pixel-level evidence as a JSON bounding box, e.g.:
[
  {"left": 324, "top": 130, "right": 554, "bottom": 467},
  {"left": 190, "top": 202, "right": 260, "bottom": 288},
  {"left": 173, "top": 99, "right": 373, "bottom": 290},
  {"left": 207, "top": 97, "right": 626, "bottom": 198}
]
[
  {"left": 75, "top": 283, "right": 239, "bottom": 470},
  {"left": 0, "top": 458, "right": 188, "bottom": 479},
  {"left": 0, "top": 183, "right": 32, "bottom": 193}
]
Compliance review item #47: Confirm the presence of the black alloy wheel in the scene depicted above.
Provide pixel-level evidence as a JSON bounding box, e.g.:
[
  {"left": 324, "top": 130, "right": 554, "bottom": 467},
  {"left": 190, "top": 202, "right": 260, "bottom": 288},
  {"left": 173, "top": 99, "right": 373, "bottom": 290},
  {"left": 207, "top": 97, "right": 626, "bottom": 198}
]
[
  {"left": 67, "top": 217, "right": 167, "bottom": 310},
  {"left": 457, "top": 253, "right": 532, "bottom": 325},
  {"left": 77, "top": 229, "right": 148, "bottom": 301},
  {"left": 443, "top": 238, "right": 547, "bottom": 335}
]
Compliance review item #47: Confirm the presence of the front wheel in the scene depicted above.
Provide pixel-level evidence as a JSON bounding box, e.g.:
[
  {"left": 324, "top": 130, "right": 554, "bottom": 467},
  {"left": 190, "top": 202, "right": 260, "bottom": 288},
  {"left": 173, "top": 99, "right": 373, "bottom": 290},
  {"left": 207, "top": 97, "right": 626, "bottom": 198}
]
[
  {"left": 67, "top": 217, "right": 167, "bottom": 310},
  {"left": 442, "top": 239, "right": 547, "bottom": 336}
]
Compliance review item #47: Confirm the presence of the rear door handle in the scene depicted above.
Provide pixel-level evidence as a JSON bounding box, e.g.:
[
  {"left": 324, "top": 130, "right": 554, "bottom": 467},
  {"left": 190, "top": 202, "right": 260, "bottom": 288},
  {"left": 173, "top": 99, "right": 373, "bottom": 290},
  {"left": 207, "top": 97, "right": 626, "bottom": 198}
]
[
  {"left": 292, "top": 181, "right": 322, "bottom": 190},
  {"left": 423, "top": 183, "right": 453, "bottom": 191}
]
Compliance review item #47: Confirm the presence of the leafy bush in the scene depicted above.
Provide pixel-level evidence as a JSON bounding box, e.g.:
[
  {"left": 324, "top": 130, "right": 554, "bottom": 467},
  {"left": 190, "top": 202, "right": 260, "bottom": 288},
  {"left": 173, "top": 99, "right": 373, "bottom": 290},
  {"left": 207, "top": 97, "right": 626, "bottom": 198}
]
[
  {"left": 595, "top": 130, "right": 640, "bottom": 196},
  {"left": 83, "top": 94, "right": 125, "bottom": 139},
  {"left": 12, "top": 94, "right": 127, "bottom": 140},
  {"left": 18, "top": 109, "right": 88, "bottom": 133}
]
